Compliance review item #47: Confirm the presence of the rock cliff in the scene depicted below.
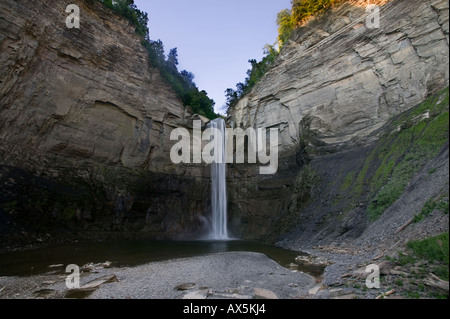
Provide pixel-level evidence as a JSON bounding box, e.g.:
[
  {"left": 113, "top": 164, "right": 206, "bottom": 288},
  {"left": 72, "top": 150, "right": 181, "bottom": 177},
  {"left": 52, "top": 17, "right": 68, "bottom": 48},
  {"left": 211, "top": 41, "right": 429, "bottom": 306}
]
[
  {"left": 227, "top": 0, "right": 449, "bottom": 241},
  {"left": 0, "top": 0, "right": 448, "bottom": 247},
  {"left": 0, "top": 0, "right": 210, "bottom": 244},
  {"left": 0, "top": 0, "right": 184, "bottom": 170},
  {"left": 230, "top": 0, "right": 448, "bottom": 151}
]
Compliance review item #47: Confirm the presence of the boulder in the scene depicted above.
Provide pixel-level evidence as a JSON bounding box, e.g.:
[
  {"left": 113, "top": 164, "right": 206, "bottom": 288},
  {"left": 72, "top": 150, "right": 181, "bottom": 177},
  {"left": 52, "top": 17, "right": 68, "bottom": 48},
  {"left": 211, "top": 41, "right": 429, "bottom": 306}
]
[{"left": 253, "top": 288, "right": 279, "bottom": 299}]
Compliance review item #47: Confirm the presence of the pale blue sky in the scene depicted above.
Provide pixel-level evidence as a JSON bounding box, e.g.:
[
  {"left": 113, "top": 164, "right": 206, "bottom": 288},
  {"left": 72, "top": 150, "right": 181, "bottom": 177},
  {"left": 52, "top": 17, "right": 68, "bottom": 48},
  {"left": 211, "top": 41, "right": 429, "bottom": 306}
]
[{"left": 134, "top": 0, "right": 292, "bottom": 113}]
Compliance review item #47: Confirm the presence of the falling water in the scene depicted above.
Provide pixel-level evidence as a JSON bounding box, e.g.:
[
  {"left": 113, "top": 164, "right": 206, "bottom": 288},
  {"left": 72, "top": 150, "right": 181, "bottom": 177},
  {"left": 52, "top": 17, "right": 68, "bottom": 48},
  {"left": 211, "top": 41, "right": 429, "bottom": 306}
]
[{"left": 209, "top": 118, "right": 228, "bottom": 240}]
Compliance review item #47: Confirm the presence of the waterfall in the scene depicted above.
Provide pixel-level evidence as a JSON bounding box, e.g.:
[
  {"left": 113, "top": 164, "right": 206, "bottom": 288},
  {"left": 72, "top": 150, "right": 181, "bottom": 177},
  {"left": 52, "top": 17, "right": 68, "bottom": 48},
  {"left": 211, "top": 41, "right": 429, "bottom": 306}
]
[{"left": 209, "top": 118, "right": 228, "bottom": 240}]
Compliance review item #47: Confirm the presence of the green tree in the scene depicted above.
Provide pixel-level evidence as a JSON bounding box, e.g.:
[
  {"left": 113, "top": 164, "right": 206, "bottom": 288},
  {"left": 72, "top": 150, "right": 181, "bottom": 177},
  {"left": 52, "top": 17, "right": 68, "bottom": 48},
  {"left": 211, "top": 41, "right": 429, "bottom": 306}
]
[
  {"left": 225, "top": 88, "right": 239, "bottom": 109},
  {"left": 101, "top": 0, "right": 149, "bottom": 39},
  {"left": 277, "top": 9, "right": 295, "bottom": 47},
  {"left": 224, "top": 44, "right": 279, "bottom": 112},
  {"left": 180, "top": 70, "right": 195, "bottom": 89},
  {"left": 225, "top": 0, "right": 343, "bottom": 113},
  {"left": 166, "top": 48, "right": 179, "bottom": 72},
  {"left": 143, "top": 39, "right": 165, "bottom": 67},
  {"left": 291, "top": 0, "right": 342, "bottom": 26},
  {"left": 276, "top": 0, "right": 342, "bottom": 48}
]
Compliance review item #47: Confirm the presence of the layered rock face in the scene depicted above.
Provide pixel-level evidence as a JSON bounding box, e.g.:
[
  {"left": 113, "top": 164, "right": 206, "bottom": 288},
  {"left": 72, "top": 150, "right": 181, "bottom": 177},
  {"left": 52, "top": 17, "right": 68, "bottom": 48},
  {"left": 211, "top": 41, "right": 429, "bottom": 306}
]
[
  {"left": 0, "top": 0, "right": 448, "bottom": 244},
  {"left": 0, "top": 0, "right": 210, "bottom": 241},
  {"left": 0, "top": 0, "right": 184, "bottom": 170},
  {"left": 230, "top": 0, "right": 449, "bottom": 150},
  {"left": 227, "top": 0, "right": 449, "bottom": 240}
]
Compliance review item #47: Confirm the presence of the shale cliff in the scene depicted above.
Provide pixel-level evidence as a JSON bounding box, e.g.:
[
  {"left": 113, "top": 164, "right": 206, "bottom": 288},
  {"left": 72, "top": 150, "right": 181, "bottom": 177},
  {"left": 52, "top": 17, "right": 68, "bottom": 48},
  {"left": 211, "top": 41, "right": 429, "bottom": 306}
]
[
  {"left": 230, "top": 0, "right": 448, "bottom": 150},
  {"left": 0, "top": 0, "right": 210, "bottom": 245},
  {"left": 227, "top": 0, "right": 449, "bottom": 243},
  {"left": 0, "top": 0, "right": 448, "bottom": 249},
  {"left": 0, "top": 0, "right": 184, "bottom": 169}
]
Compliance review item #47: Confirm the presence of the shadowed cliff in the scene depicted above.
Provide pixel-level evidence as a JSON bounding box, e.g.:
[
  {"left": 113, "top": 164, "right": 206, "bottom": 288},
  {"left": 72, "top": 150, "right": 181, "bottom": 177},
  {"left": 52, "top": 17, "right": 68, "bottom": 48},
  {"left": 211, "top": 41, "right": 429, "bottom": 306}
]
[{"left": 0, "top": 0, "right": 211, "bottom": 247}]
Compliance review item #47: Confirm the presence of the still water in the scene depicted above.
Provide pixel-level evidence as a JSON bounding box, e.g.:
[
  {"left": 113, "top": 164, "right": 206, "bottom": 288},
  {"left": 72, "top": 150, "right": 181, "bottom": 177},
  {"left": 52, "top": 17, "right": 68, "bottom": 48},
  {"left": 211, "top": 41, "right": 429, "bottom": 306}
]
[{"left": 0, "top": 239, "right": 324, "bottom": 277}]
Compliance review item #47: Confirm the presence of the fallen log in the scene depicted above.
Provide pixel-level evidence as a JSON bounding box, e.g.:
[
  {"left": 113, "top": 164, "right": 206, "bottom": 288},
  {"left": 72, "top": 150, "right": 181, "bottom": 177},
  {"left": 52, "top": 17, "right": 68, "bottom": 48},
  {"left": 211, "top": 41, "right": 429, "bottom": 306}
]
[
  {"left": 395, "top": 217, "right": 415, "bottom": 234},
  {"left": 373, "top": 254, "right": 384, "bottom": 261},
  {"left": 376, "top": 289, "right": 395, "bottom": 299},
  {"left": 424, "top": 273, "right": 449, "bottom": 293}
]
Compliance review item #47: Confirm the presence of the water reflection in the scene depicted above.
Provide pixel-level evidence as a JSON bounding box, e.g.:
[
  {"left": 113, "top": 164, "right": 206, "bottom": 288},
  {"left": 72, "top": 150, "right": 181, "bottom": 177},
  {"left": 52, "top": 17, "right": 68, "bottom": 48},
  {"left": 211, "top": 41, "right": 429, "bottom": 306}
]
[{"left": 0, "top": 239, "right": 324, "bottom": 277}]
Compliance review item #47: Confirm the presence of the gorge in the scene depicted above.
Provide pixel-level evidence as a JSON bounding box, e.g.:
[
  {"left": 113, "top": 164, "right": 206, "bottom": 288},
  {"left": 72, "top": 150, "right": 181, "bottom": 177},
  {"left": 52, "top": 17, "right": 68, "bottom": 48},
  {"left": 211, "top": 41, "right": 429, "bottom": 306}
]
[{"left": 0, "top": 0, "right": 448, "bottom": 300}]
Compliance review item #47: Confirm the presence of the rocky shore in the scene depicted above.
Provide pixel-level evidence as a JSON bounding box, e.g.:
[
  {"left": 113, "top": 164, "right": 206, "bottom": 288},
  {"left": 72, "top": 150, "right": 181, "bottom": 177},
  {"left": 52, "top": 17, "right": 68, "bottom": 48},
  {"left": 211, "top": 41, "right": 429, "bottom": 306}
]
[
  {"left": 1, "top": 239, "right": 448, "bottom": 299},
  {"left": 0, "top": 252, "right": 316, "bottom": 299}
]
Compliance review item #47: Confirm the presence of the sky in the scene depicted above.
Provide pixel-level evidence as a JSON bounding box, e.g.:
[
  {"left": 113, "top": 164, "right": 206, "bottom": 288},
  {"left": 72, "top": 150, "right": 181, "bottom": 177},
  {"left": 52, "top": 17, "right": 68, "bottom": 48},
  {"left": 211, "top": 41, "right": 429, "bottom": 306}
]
[{"left": 133, "top": 0, "right": 292, "bottom": 114}]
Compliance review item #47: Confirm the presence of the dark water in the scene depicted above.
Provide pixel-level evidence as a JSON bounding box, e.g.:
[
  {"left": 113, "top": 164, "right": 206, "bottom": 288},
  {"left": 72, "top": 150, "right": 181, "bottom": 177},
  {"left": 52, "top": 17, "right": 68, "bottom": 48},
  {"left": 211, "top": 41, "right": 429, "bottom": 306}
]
[{"left": 0, "top": 239, "right": 324, "bottom": 277}]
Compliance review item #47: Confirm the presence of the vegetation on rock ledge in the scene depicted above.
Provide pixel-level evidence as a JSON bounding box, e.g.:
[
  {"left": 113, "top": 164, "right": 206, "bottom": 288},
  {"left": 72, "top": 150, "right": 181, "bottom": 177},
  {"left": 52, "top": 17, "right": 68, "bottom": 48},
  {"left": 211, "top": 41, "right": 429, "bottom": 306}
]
[
  {"left": 383, "top": 233, "right": 449, "bottom": 298},
  {"left": 224, "top": 45, "right": 278, "bottom": 110},
  {"left": 336, "top": 87, "right": 449, "bottom": 222},
  {"left": 99, "top": 0, "right": 217, "bottom": 119},
  {"left": 277, "top": 0, "right": 343, "bottom": 47},
  {"left": 366, "top": 87, "right": 449, "bottom": 221},
  {"left": 224, "top": 0, "right": 343, "bottom": 112}
]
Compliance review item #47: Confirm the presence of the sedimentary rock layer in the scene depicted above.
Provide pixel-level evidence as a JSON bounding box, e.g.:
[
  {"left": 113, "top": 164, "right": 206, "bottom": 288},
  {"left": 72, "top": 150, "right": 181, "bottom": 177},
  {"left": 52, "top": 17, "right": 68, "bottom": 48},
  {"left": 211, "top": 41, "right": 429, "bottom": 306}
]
[
  {"left": 227, "top": 0, "right": 449, "bottom": 240},
  {"left": 230, "top": 0, "right": 449, "bottom": 151},
  {"left": 0, "top": 0, "right": 209, "bottom": 241},
  {"left": 0, "top": 0, "right": 185, "bottom": 171}
]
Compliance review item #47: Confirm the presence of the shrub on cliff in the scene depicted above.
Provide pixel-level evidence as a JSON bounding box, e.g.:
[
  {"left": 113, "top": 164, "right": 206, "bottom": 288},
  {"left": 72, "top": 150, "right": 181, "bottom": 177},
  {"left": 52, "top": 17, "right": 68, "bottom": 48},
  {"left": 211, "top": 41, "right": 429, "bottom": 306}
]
[
  {"left": 225, "top": 45, "right": 278, "bottom": 111},
  {"left": 99, "top": 0, "right": 217, "bottom": 119},
  {"left": 224, "top": 0, "right": 343, "bottom": 113},
  {"left": 100, "top": 0, "right": 149, "bottom": 39},
  {"left": 277, "top": 0, "right": 343, "bottom": 47}
]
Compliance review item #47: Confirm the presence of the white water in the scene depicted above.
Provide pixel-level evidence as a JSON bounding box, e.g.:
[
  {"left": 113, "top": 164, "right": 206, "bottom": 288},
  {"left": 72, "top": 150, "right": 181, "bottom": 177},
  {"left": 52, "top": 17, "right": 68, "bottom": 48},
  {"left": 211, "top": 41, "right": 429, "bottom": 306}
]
[{"left": 209, "top": 118, "right": 228, "bottom": 240}]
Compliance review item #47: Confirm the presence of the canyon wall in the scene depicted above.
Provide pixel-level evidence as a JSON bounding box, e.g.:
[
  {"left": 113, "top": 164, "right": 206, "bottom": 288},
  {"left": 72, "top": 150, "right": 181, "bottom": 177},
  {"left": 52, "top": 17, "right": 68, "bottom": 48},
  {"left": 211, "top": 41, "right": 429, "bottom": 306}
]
[
  {"left": 227, "top": 0, "right": 449, "bottom": 241},
  {"left": 0, "top": 0, "right": 184, "bottom": 170},
  {"left": 0, "top": 0, "right": 210, "bottom": 243},
  {"left": 0, "top": 0, "right": 448, "bottom": 245},
  {"left": 230, "top": 0, "right": 448, "bottom": 151}
]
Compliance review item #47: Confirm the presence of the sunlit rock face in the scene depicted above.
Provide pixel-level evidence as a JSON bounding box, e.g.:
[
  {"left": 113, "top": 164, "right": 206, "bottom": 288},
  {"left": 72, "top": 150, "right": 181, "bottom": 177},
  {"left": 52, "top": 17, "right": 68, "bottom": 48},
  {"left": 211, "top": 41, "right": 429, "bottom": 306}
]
[
  {"left": 0, "top": 0, "right": 185, "bottom": 170},
  {"left": 227, "top": 0, "right": 449, "bottom": 240},
  {"left": 229, "top": 0, "right": 449, "bottom": 152}
]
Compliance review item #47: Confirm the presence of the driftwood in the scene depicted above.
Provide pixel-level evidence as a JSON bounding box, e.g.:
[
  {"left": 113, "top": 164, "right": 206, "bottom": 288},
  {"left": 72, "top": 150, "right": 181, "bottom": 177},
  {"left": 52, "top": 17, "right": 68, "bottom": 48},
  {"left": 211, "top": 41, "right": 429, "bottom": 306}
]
[
  {"left": 395, "top": 217, "right": 415, "bottom": 234},
  {"left": 376, "top": 289, "right": 395, "bottom": 299},
  {"left": 64, "top": 274, "right": 117, "bottom": 299},
  {"left": 373, "top": 254, "right": 384, "bottom": 261},
  {"left": 424, "top": 274, "right": 449, "bottom": 293}
]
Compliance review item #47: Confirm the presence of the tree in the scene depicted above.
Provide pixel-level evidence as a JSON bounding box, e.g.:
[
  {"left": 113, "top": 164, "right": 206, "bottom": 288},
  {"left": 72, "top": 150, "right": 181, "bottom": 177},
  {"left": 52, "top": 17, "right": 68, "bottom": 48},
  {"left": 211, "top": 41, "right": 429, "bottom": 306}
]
[
  {"left": 99, "top": 0, "right": 218, "bottom": 120},
  {"left": 144, "top": 39, "right": 165, "bottom": 67},
  {"left": 225, "top": 88, "right": 239, "bottom": 109},
  {"left": 277, "top": 9, "right": 295, "bottom": 47},
  {"left": 100, "top": 0, "right": 149, "bottom": 39},
  {"left": 166, "top": 48, "right": 179, "bottom": 72},
  {"left": 291, "top": 0, "right": 342, "bottom": 26},
  {"left": 224, "top": 44, "right": 279, "bottom": 113},
  {"left": 224, "top": 0, "right": 344, "bottom": 113},
  {"left": 180, "top": 70, "right": 195, "bottom": 88}
]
